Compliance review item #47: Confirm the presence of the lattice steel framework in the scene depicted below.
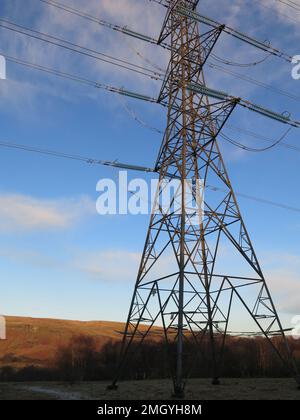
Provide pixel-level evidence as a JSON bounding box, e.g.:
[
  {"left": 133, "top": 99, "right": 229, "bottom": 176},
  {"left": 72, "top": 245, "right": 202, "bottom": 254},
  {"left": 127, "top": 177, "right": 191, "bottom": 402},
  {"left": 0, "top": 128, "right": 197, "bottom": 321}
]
[{"left": 109, "top": 0, "right": 300, "bottom": 397}]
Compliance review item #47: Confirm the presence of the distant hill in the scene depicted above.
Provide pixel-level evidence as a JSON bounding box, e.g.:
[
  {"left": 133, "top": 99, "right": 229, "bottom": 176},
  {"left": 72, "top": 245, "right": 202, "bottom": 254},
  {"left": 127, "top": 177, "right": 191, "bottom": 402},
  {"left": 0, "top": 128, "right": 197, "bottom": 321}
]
[{"left": 0, "top": 316, "right": 126, "bottom": 369}]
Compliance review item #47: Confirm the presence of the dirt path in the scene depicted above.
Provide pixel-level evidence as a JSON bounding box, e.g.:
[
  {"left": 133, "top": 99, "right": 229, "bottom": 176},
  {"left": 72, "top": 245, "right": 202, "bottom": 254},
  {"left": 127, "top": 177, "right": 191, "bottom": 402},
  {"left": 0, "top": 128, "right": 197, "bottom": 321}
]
[{"left": 16, "top": 385, "right": 86, "bottom": 400}]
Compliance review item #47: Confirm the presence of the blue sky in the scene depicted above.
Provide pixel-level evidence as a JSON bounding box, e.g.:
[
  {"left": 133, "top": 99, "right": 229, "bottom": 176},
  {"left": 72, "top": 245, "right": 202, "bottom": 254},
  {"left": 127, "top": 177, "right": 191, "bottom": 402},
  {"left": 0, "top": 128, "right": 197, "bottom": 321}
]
[{"left": 0, "top": 0, "right": 300, "bottom": 330}]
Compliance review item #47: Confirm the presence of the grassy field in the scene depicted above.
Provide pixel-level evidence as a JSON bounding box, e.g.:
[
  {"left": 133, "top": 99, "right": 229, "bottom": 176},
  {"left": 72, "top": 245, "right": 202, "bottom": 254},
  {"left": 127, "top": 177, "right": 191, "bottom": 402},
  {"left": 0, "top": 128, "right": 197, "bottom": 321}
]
[
  {"left": 0, "top": 378, "right": 299, "bottom": 400},
  {"left": 0, "top": 316, "right": 163, "bottom": 369},
  {"left": 0, "top": 316, "right": 126, "bottom": 369}
]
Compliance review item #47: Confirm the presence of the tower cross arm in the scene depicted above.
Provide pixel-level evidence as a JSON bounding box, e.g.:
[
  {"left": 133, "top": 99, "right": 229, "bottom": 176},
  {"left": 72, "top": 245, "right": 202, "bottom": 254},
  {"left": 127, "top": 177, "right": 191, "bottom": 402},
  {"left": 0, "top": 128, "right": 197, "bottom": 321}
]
[
  {"left": 177, "top": 7, "right": 292, "bottom": 62},
  {"left": 188, "top": 83, "right": 300, "bottom": 127}
]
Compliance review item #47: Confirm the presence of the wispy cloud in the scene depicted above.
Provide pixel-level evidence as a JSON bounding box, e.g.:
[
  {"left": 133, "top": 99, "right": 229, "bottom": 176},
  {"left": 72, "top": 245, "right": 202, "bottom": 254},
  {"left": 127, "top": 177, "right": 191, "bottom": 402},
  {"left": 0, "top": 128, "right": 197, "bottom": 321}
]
[
  {"left": 0, "top": 0, "right": 167, "bottom": 112},
  {"left": 75, "top": 249, "right": 141, "bottom": 282},
  {"left": 267, "top": 269, "right": 300, "bottom": 314},
  {"left": 0, "top": 193, "right": 95, "bottom": 232},
  {"left": 264, "top": 252, "right": 300, "bottom": 314},
  {"left": 74, "top": 246, "right": 181, "bottom": 283}
]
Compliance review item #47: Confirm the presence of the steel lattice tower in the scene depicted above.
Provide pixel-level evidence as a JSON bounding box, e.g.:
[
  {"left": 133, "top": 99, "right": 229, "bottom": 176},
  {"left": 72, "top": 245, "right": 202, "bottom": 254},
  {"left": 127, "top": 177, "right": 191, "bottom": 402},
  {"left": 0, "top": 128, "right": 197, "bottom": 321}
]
[{"left": 108, "top": 0, "right": 300, "bottom": 397}]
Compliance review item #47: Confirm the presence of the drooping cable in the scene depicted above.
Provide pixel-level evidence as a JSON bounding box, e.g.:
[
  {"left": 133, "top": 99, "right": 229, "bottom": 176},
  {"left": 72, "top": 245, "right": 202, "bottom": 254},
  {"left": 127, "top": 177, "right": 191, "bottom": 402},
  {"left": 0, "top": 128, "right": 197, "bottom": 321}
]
[
  {"left": 220, "top": 127, "right": 292, "bottom": 152},
  {"left": 211, "top": 52, "right": 272, "bottom": 68},
  {"left": 126, "top": 44, "right": 166, "bottom": 73},
  {"left": 121, "top": 101, "right": 163, "bottom": 134},
  {"left": 226, "top": 124, "right": 300, "bottom": 153}
]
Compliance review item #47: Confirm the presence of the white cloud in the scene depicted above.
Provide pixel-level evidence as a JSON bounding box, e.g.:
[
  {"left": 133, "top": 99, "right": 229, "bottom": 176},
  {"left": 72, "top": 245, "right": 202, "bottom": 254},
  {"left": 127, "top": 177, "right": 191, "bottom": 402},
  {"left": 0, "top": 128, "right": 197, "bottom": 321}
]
[
  {"left": 0, "top": 193, "right": 95, "bottom": 232},
  {"left": 267, "top": 269, "right": 300, "bottom": 314},
  {"left": 264, "top": 252, "right": 300, "bottom": 314},
  {"left": 260, "top": 0, "right": 300, "bottom": 30},
  {"left": 75, "top": 248, "right": 178, "bottom": 282},
  {"left": 56, "top": 246, "right": 300, "bottom": 316},
  {"left": 0, "top": 0, "right": 167, "bottom": 111},
  {"left": 76, "top": 249, "right": 141, "bottom": 281}
]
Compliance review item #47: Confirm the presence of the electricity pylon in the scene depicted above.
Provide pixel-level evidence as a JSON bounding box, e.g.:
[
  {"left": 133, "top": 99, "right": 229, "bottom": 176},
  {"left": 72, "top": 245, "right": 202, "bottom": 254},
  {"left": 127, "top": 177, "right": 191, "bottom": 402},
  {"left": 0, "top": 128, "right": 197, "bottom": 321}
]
[{"left": 109, "top": 0, "right": 300, "bottom": 397}]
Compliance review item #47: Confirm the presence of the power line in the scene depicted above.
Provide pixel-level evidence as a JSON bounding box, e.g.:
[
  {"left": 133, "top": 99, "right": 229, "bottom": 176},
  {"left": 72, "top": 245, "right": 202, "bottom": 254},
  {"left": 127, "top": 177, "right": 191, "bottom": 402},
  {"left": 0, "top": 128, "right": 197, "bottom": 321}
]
[
  {"left": 220, "top": 127, "right": 292, "bottom": 152},
  {"left": 1, "top": 139, "right": 300, "bottom": 214},
  {"left": 151, "top": 0, "right": 300, "bottom": 61},
  {"left": 0, "top": 18, "right": 163, "bottom": 81},
  {"left": 208, "top": 62, "right": 300, "bottom": 102},
  {"left": 188, "top": 83, "right": 300, "bottom": 127},
  {"left": 253, "top": 0, "right": 300, "bottom": 26},
  {"left": 206, "top": 184, "right": 300, "bottom": 213},
  {"left": 36, "top": 0, "right": 169, "bottom": 49},
  {"left": 287, "top": 0, "right": 300, "bottom": 6},
  {"left": 211, "top": 52, "right": 272, "bottom": 68},
  {"left": 38, "top": 0, "right": 292, "bottom": 62},
  {"left": 0, "top": 18, "right": 163, "bottom": 76},
  {"left": 226, "top": 124, "right": 300, "bottom": 153},
  {"left": 121, "top": 101, "right": 163, "bottom": 134},
  {"left": 126, "top": 44, "right": 166, "bottom": 73},
  {"left": 120, "top": 71, "right": 300, "bottom": 151},
  {"left": 1, "top": 52, "right": 158, "bottom": 103},
  {"left": 286, "top": 0, "right": 300, "bottom": 6},
  {"left": 175, "top": 5, "right": 293, "bottom": 62},
  {"left": 148, "top": 0, "right": 168, "bottom": 7},
  {"left": 0, "top": 140, "right": 154, "bottom": 173},
  {"left": 277, "top": 0, "right": 300, "bottom": 11},
  {"left": 4, "top": 47, "right": 300, "bottom": 130}
]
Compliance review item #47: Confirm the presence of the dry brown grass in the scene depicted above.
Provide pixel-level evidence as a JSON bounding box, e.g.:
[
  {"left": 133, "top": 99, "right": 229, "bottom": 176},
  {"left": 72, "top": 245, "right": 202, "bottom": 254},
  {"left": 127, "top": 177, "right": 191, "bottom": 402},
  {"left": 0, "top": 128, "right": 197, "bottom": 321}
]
[
  {"left": 0, "top": 316, "right": 163, "bottom": 369},
  {"left": 0, "top": 316, "right": 126, "bottom": 368},
  {"left": 0, "top": 378, "right": 299, "bottom": 400}
]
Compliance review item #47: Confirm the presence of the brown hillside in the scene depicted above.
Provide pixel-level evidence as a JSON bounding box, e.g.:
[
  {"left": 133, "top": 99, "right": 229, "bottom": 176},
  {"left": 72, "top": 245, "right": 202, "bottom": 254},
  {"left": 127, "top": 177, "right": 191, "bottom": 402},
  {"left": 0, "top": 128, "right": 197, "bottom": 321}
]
[{"left": 0, "top": 316, "right": 126, "bottom": 369}]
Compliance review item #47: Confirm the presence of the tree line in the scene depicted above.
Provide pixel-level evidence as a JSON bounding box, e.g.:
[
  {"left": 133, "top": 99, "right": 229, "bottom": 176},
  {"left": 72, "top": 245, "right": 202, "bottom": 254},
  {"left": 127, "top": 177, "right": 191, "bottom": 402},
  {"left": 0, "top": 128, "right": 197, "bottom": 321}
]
[{"left": 1, "top": 334, "right": 300, "bottom": 382}]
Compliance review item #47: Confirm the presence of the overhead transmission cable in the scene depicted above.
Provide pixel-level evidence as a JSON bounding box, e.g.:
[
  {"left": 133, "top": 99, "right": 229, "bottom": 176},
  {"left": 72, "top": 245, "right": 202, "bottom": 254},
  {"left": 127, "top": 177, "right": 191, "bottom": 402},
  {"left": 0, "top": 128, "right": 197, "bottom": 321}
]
[
  {"left": 0, "top": 140, "right": 154, "bottom": 173},
  {"left": 253, "top": 0, "right": 300, "bottom": 26},
  {"left": 220, "top": 127, "right": 292, "bottom": 152},
  {"left": 121, "top": 100, "right": 163, "bottom": 134},
  {"left": 208, "top": 62, "right": 300, "bottom": 102},
  {"left": 1, "top": 52, "right": 158, "bottom": 103},
  {"left": 1, "top": 139, "right": 300, "bottom": 214},
  {"left": 226, "top": 124, "right": 300, "bottom": 153},
  {"left": 36, "top": 0, "right": 169, "bottom": 48},
  {"left": 148, "top": 0, "right": 168, "bottom": 6},
  {"left": 4, "top": 50, "right": 300, "bottom": 128},
  {"left": 211, "top": 52, "right": 272, "bottom": 68},
  {"left": 286, "top": 0, "right": 300, "bottom": 6},
  {"left": 148, "top": 0, "right": 293, "bottom": 62},
  {"left": 38, "top": 0, "right": 292, "bottom": 62},
  {"left": 277, "top": 0, "right": 300, "bottom": 11},
  {"left": 125, "top": 43, "right": 166, "bottom": 73},
  {"left": 0, "top": 18, "right": 163, "bottom": 81}
]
